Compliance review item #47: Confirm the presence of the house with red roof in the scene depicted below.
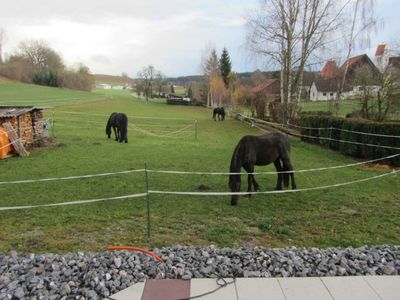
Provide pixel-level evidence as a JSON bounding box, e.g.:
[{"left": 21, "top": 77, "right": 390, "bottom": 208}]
[
  {"left": 375, "top": 44, "right": 390, "bottom": 72},
  {"left": 309, "top": 54, "right": 381, "bottom": 101},
  {"left": 249, "top": 79, "right": 281, "bottom": 102}
]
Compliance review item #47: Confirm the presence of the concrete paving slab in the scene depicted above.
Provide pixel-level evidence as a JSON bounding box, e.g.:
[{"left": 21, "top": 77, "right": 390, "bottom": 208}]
[
  {"left": 235, "top": 278, "right": 285, "bottom": 300},
  {"left": 322, "top": 276, "right": 380, "bottom": 300},
  {"left": 110, "top": 276, "right": 400, "bottom": 300},
  {"left": 278, "top": 277, "right": 333, "bottom": 300},
  {"left": 190, "top": 278, "right": 238, "bottom": 300},
  {"left": 111, "top": 281, "right": 145, "bottom": 300},
  {"left": 364, "top": 276, "right": 400, "bottom": 300}
]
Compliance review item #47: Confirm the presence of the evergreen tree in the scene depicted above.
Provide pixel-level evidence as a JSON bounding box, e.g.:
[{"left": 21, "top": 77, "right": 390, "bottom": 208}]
[
  {"left": 219, "top": 47, "right": 232, "bottom": 88},
  {"left": 187, "top": 86, "right": 193, "bottom": 99}
]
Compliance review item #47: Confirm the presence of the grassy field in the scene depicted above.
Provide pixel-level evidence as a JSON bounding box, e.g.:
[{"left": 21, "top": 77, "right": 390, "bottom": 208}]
[
  {"left": 299, "top": 99, "right": 400, "bottom": 120},
  {"left": 94, "top": 74, "right": 135, "bottom": 86},
  {"left": 0, "top": 78, "right": 399, "bottom": 253}
]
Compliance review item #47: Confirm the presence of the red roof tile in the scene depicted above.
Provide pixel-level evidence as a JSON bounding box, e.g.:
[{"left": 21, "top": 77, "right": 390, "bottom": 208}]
[
  {"left": 338, "top": 54, "right": 365, "bottom": 75},
  {"left": 375, "top": 44, "right": 386, "bottom": 56},
  {"left": 250, "top": 79, "right": 279, "bottom": 94},
  {"left": 321, "top": 61, "right": 338, "bottom": 79}
]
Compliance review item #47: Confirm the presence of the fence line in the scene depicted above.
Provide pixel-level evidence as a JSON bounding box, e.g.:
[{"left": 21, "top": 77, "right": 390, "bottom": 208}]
[
  {"left": 295, "top": 132, "right": 400, "bottom": 150},
  {"left": 56, "top": 110, "right": 195, "bottom": 121},
  {"left": 1, "top": 169, "right": 397, "bottom": 211},
  {"left": 147, "top": 153, "right": 400, "bottom": 175},
  {"left": 128, "top": 124, "right": 194, "bottom": 139},
  {"left": 0, "top": 152, "right": 397, "bottom": 185},
  {"left": 287, "top": 122, "right": 400, "bottom": 138},
  {"left": 237, "top": 114, "right": 400, "bottom": 150},
  {"left": 238, "top": 114, "right": 400, "bottom": 139},
  {"left": 149, "top": 169, "right": 399, "bottom": 196},
  {"left": 0, "top": 169, "right": 146, "bottom": 185},
  {"left": 0, "top": 193, "right": 147, "bottom": 211}
]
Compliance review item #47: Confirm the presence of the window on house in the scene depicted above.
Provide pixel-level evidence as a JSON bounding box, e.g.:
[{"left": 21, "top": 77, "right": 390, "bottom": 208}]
[
  {"left": 323, "top": 93, "right": 327, "bottom": 96},
  {"left": 330, "top": 93, "right": 333, "bottom": 96}
]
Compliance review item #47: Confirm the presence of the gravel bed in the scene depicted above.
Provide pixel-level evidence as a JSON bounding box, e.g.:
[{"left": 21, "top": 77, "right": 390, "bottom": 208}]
[{"left": 1, "top": 245, "right": 399, "bottom": 299}]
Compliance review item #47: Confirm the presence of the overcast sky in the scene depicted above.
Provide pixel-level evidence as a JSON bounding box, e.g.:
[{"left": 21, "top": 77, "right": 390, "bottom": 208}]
[{"left": 1, "top": 0, "right": 399, "bottom": 77}]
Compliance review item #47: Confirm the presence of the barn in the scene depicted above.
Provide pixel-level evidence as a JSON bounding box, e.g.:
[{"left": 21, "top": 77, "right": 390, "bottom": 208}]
[{"left": 0, "top": 106, "right": 47, "bottom": 158}]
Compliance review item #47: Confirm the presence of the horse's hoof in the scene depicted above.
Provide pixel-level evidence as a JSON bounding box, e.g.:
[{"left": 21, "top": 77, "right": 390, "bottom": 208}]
[
  {"left": 292, "top": 186, "right": 297, "bottom": 190},
  {"left": 245, "top": 194, "right": 252, "bottom": 199}
]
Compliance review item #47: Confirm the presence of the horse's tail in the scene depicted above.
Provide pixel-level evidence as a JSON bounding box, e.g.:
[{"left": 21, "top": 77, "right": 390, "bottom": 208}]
[
  {"left": 106, "top": 116, "right": 112, "bottom": 136},
  {"left": 229, "top": 139, "right": 244, "bottom": 188},
  {"left": 279, "top": 136, "right": 292, "bottom": 188},
  {"left": 213, "top": 109, "right": 216, "bottom": 119}
]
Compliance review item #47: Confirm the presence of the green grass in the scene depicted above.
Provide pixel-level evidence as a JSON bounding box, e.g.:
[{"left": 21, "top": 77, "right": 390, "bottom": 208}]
[
  {"left": 0, "top": 79, "right": 399, "bottom": 253},
  {"left": 174, "top": 86, "right": 186, "bottom": 95},
  {"left": 299, "top": 99, "right": 400, "bottom": 120}
]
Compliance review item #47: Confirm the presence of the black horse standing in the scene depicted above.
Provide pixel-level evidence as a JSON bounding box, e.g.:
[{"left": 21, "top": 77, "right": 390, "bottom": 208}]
[
  {"left": 229, "top": 132, "right": 296, "bottom": 205},
  {"left": 213, "top": 107, "right": 225, "bottom": 121},
  {"left": 106, "top": 112, "right": 128, "bottom": 143}
]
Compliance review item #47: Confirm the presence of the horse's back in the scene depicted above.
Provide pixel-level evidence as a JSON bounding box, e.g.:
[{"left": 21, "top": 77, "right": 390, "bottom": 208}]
[{"left": 239, "top": 132, "right": 290, "bottom": 165}]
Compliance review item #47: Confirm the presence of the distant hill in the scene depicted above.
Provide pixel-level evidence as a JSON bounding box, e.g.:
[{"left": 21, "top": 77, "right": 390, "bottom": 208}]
[
  {"left": 167, "top": 71, "right": 280, "bottom": 87},
  {"left": 94, "top": 74, "right": 135, "bottom": 86}
]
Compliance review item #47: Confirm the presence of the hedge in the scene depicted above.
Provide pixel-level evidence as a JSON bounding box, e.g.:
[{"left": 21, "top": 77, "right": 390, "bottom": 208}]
[{"left": 299, "top": 116, "right": 400, "bottom": 166}]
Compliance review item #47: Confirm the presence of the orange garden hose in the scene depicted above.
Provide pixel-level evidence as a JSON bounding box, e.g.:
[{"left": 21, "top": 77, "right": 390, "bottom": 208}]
[{"left": 107, "top": 246, "right": 164, "bottom": 264}]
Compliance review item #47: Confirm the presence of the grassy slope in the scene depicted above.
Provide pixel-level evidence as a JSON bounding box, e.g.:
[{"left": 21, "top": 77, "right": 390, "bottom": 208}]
[
  {"left": 299, "top": 99, "right": 400, "bottom": 120},
  {"left": 0, "top": 80, "right": 399, "bottom": 253},
  {"left": 94, "top": 74, "right": 135, "bottom": 86}
]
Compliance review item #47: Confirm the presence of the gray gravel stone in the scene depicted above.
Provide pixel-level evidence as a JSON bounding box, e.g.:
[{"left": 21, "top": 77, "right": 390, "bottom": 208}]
[{"left": 1, "top": 245, "right": 399, "bottom": 299}]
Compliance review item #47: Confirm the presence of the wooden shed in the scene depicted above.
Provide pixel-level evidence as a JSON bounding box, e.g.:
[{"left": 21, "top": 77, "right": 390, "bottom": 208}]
[{"left": 0, "top": 106, "right": 47, "bottom": 158}]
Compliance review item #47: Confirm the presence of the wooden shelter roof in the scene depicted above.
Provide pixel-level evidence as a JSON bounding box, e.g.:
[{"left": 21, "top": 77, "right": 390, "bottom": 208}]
[{"left": 0, "top": 106, "right": 45, "bottom": 118}]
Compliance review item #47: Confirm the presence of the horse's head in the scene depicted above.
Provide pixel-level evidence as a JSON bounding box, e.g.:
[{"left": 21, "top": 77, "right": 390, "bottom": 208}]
[
  {"left": 229, "top": 174, "right": 240, "bottom": 205},
  {"left": 106, "top": 125, "right": 111, "bottom": 138}
]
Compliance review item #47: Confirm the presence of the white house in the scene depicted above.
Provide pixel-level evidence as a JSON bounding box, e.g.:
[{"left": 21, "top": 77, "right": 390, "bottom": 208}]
[
  {"left": 375, "top": 44, "right": 390, "bottom": 72},
  {"left": 309, "top": 54, "right": 381, "bottom": 101},
  {"left": 96, "top": 83, "right": 111, "bottom": 90}
]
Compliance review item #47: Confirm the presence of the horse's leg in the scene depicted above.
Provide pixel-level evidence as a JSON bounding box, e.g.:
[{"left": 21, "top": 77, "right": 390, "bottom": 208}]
[
  {"left": 229, "top": 174, "right": 241, "bottom": 206},
  {"left": 118, "top": 128, "right": 123, "bottom": 143},
  {"left": 243, "top": 163, "right": 258, "bottom": 197},
  {"left": 273, "top": 159, "right": 283, "bottom": 190},
  {"left": 113, "top": 126, "right": 118, "bottom": 141},
  {"left": 282, "top": 157, "right": 297, "bottom": 190}
]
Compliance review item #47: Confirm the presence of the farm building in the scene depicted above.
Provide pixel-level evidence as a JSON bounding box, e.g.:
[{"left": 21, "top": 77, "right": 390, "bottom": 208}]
[
  {"left": 166, "top": 93, "right": 191, "bottom": 105},
  {"left": 96, "top": 83, "right": 111, "bottom": 89},
  {"left": 0, "top": 106, "right": 47, "bottom": 158},
  {"left": 250, "top": 79, "right": 281, "bottom": 102},
  {"left": 309, "top": 54, "right": 381, "bottom": 101}
]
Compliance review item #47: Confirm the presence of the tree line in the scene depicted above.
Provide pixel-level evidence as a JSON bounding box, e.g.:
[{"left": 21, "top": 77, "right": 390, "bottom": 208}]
[{"left": 0, "top": 37, "right": 94, "bottom": 92}]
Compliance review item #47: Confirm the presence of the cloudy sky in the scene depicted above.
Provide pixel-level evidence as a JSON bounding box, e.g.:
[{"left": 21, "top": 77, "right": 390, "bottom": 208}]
[{"left": 1, "top": 0, "right": 399, "bottom": 77}]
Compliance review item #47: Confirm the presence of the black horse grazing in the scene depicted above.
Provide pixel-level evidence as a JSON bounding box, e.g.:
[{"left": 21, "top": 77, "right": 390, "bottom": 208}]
[
  {"left": 106, "top": 112, "right": 128, "bottom": 143},
  {"left": 229, "top": 132, "right": 296, "bottom": 205},
  {"left": 213, "top": 107, "right": 225, "bottom": 121}
]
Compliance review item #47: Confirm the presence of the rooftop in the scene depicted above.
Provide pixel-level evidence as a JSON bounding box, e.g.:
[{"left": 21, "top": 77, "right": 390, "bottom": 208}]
[{"left": 0, "top": 106, "right": 45, "bottom": 118}]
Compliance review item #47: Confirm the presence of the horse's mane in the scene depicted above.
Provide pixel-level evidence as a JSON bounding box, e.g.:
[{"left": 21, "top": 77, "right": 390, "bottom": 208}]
[
  {"left": 106, "top": 112, "right": 117, "bottom": 136},
  {"left": 229, "top": 137, "right": 246, "bottom": 187}
]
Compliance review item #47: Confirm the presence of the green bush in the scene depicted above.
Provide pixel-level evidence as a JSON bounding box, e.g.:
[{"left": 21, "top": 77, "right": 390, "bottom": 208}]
[{"left": 300, "top": 115, "right": 400, "bottom": 166}]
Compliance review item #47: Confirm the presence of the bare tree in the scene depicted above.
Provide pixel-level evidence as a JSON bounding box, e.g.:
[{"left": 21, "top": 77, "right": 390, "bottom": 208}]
[
  {"left": 375, "top": 63, "right": 400, "bottom": 121},
  {"left": 18, "top": 40, "right": 64, "bottom": 72},
  {"left": 247, "top": 0, "right": 349, "bottom": 122},
  {"left": 201, "top": 47, "right": 220, "bottom": 107},
  {"left": 334, "top": 0, "right": 379, "bottom": 114},
  {"left": 137, "top": 65, "right": 157, "bottom": 101},
  {"left": 0, "top": 28, "right": 5, "bottom": 64}
]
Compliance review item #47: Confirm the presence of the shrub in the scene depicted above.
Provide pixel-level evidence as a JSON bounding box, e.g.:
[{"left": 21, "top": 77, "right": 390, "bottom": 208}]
[{"left": 300, "top": 115, "right": 400, "bottom": 166}]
